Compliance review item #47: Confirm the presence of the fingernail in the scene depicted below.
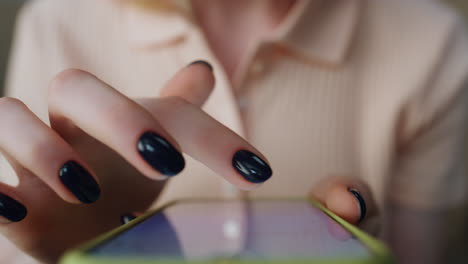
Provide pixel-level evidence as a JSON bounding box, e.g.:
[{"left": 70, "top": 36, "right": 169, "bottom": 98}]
[
  {"left": 59, "top": 161, "right": 101, "bottom": 204},
  {"left": 120, "top": 213, "right": 137, "bottom": 225},
  {"left": 348, "top": 188, "right": 367, "bottom": 223},
  {"left": 232, "top": 150, "right": 272, "bottom": 183},
  {"left": 137, "top": 132, "right": 185, "bottom": 176},
  {"left": 188, "top": 60, "right": 213, "bottom": 71},
  {"left": 0, "top": 194, "right": 27, "bottom": 222}
]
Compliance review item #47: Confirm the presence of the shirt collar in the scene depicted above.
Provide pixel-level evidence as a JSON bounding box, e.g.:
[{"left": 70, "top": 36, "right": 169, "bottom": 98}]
[
  {"left": 272, "top": 0, "right": 362, "bottom": 66},
  {"left": 119, "top": 0, "right": 361, "bottom": 65},
  {"left": 119, "top": 2, "right": 191, "bottom": 48}
]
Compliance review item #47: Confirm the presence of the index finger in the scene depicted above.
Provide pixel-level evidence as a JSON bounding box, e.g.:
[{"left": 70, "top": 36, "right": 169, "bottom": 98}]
[{"left": 160, "top": 60, "right": 215, "bottom": 107}]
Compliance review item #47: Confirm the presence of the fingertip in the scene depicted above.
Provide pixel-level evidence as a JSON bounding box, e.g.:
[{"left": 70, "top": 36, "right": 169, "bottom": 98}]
[
  {"left": 136, "top": 131, "right": 186, "bottom": 178},
  {"left": 120, "top": 211, "right": 145, "bottom": 225},
  {"left": 187, "top": 60, "right": 213, "bottom": 72},
  {"left": 325, "top": 184, "right": 362, "bottom": 224},
  {"left": 184, "top": 60, "right": 216, "bottom": 105},
  {"left": 0, "top": 193, "right": 28, "bottom": 223},
  {"left": 347, "top": 188, "right": 367, "bottom": 223},
  {"left": 120, "top": 213, "right": 137, "bottom": 225},
  {"left": 58, "top": 161, "right": 101, "bottom": 204},
  {"left": 160, "top": 60, "right": 215, "bottom": 106},
  {"left": 232, "top": 150, "right": 272, "bottom": 184}
]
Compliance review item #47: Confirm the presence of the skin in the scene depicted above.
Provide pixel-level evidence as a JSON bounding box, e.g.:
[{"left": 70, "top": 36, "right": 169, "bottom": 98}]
[
  {"left": 191, "top": 0, "right": 298, "bottom": 80},
  {"left": 0, "top": 1, "right": 376, "bottom": 263}
]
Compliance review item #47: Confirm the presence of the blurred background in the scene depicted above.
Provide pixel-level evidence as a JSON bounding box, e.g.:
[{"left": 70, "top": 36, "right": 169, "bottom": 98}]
[
  {"left": 0, "top": 0, "right": 467, "bottom": 94},
  {"left": 0, "top": 0, "right": 25, "bottom": 95},
  {"left": 0, "top": 0, "right": 24, "bottom": 95}
]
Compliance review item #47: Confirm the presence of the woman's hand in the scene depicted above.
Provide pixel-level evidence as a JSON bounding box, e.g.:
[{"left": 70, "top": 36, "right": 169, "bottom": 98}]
[{"left": 0, "top": 61, "right": 272, "bottom": 263}]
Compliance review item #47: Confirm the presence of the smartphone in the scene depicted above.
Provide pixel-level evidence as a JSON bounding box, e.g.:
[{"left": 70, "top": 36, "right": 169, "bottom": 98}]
[{"left": 60, "top": 199, "right": 393, "bottom": 264}]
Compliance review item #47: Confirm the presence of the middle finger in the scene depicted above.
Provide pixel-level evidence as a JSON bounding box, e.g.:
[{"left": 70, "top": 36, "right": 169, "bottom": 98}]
[{"left": 48, "top": 69, "right": 185, "bottom": 180}]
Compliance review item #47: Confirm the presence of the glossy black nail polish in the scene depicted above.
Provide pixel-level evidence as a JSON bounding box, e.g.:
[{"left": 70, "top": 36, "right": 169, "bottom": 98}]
[
  {"left": 0, "top": 194, "right": 27, "bottom": 222},
  {"left": 188, "top": 60, "right": 213, "bottom": 71},
  {"left": 348, "top": 188, "right": 367, "bottom": 223},
  {"left": 120, "top": 213, "right": 137, "bottom": 225},
  {"left": 59, "top": 161, "right": 101, "bottom": 204},
  {"left": 232, "top": 150, "right": 272, "bottom": 183},
  {"left": 137, "top": 132, "right": 185, "bottom": 176}
]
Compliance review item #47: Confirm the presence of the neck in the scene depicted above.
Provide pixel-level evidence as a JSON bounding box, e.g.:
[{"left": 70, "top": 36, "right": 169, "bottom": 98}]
[
  {"left": 190, "top": 0, "right": 297, "bottom": 81},
  {"left": 191, "top": 0, "right": 297, "bottom": 33}
]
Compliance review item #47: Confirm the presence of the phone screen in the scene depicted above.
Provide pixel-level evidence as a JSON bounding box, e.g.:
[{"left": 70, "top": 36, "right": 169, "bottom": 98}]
[{"left": 88, "top": 200, "right": 370, "bottom": 261}]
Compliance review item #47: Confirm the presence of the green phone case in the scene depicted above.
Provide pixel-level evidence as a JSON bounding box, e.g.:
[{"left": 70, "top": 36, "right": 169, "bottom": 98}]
[{"left": 59, "top": 198, "right": 394, "bottom": 264}]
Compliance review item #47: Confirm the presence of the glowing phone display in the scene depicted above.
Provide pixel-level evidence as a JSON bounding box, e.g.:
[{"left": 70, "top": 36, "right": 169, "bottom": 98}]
[{"left": 89, "top": 200, "right": 369, "bottom": 261}]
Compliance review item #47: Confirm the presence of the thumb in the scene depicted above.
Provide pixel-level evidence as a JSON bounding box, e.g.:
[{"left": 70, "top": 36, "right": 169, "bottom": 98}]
[
  {"left": 310, "top": 176, "right": 376, "bottom": 225},
  {"left": 160, "top": 60, "right": 215, "bottom": 107}
]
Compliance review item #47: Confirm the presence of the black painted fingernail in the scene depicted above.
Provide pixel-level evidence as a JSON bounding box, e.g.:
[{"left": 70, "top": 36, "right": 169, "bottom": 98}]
[
  {"left": 137, "top": 132, "right": 185, "bottom": 176},
  {"left": 348, "top": 188, "right": 367, "bottom": 223},
  {"left": 232, "top": 150, "right": 272, "bottom": 183},
  {"left": 188, "top": 60, "right": 213, "bottom": 71},
  {"left": 0, "top": 194, "right": 27, "bottom": 222},
  {"left": 120, "top": 213, "right": 137, "bottom": 225},
  {"left": 59, "top": 161, "right": 101, "bottom": 204}
]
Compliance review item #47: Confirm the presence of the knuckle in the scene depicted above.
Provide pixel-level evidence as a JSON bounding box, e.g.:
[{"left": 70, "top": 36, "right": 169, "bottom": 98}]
[
  {"left": 100, "top": 100, "right": 138, "bottom": 125},
  {"left": 49, "top": 69, "right": 93, "bottom": 100},
  {"left": 0, "top": 97, "right": 26, "bottom": 109},
  {"left": 29, "top": 141, "right": 48, "bottom": 158},
  {"left": 162, "top": 96, "right": 191, "bottom": 109},
  {"left": 192, "top": 125, "right": 218, "bottom": 148},
  {"left": 0, "top": 153, "right": 19, "bottom": 185},
  {"left": 0, "top": 97, "right": 28, "bottom": 117},
  {"left": 27, "top": 137, "right": 67, "bottom": 168}
]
